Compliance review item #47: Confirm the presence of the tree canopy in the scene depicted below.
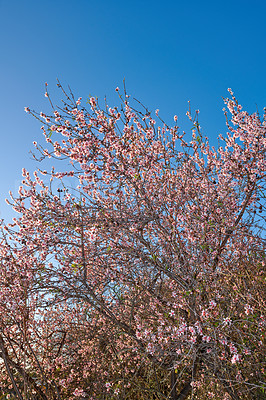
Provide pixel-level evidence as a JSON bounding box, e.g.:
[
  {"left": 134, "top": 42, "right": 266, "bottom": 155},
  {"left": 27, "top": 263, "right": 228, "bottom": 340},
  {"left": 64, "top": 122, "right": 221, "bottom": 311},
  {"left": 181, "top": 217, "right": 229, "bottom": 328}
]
[{"left": 0, "top": 84, "right": 265, "bottom": 399}]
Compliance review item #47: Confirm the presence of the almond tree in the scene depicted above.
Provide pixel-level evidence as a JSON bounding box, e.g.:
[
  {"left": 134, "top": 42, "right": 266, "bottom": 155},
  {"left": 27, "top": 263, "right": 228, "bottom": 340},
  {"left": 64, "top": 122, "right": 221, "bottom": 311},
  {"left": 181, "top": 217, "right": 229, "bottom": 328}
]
[{"left": 0, "top": 83, "right": 265, "bottom": 399}]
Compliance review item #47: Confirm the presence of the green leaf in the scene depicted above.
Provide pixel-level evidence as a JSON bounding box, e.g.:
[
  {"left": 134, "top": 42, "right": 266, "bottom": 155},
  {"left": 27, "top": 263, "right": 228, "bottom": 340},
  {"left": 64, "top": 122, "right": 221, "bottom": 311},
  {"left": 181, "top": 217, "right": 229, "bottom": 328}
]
[
  {"left": 208, "top": 221, "right": 215, "bottom": 226},
  {"left": 71, "top": 262, "right": 82, "bottom": 272},
  {"left": 196, "top": 135, "right": 201, "bottom": 143}
]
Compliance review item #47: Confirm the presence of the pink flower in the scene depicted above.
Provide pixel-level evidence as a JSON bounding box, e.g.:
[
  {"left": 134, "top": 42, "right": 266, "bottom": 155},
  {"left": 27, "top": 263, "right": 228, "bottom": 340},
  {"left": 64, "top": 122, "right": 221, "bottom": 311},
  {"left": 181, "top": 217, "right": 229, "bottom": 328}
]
[
  {"left": 231, "top": 354, "right": 240, "bottom": 364},
  {"left": 24, "top": 107, "right": 30, "bottom": 113},
  {"left": 188, "top": 326, "right": 196, "bottom": 335},
  {"left": 90, "top": 97, "right": 96, "bottom": 107},
  {"left": 73, "top": 388, "right": 86, "bottom": 397},
  {"left": 115, "top": 87, "right": 119, "bottom": 92},
  {"left": 223, "top": 317, "right": 231, "bottom": 326},
  {"left": 174, "top": 115, "right": 178, "bottom": 122},
  {"left": 146, "top": 342, "right": 155, "bottom": 354},
  {"left": 201, "top": 309, "right": 209, "bottom": 319},
  {"left": 229, "top": 343, "right": 237, "bottom": 354},
  {"left": 244, "top": 304, "right": 253, "bottom": 315},
  {"left": 136, "top": 331, "right": 142, "bottom": 339},
  {"left": 209, "top": 300, "right": 217, "bottom": 308}
]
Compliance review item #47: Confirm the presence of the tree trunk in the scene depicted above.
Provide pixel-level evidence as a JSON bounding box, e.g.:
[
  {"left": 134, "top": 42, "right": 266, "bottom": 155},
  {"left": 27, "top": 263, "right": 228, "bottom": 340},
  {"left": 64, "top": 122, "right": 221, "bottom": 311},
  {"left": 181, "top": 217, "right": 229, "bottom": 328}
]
[{"left": 170, "top": 370, "right": 178, "bottom": 400}]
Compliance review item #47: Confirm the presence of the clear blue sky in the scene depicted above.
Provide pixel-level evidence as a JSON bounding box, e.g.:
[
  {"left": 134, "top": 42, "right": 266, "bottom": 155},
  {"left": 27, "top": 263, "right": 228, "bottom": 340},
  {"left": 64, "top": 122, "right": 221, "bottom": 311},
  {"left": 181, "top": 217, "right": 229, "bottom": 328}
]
[{"left": 0, "top": 0, "right": 266, "bottom": 222}]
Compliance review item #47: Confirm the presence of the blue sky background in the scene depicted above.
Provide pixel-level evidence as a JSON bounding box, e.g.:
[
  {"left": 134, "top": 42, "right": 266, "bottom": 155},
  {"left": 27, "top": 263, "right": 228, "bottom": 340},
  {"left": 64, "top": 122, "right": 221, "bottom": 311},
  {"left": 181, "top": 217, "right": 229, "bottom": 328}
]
[{"left": 0, "top": 0, "right": 266, "bottom": 222}]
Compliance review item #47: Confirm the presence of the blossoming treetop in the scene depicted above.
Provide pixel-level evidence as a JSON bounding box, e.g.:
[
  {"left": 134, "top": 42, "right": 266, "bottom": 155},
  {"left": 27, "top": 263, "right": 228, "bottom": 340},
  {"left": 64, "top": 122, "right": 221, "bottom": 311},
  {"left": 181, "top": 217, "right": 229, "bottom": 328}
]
[{"left": 0, "top": 83, "right": 265, "bottom": 399}]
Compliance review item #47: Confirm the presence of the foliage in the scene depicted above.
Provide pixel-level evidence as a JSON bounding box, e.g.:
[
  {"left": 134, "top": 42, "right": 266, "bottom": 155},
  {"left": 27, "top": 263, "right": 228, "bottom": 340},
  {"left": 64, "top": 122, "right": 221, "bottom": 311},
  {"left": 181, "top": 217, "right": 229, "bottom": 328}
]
[{"left": 0, "top": 83, "right": 265, "bottom": 399}]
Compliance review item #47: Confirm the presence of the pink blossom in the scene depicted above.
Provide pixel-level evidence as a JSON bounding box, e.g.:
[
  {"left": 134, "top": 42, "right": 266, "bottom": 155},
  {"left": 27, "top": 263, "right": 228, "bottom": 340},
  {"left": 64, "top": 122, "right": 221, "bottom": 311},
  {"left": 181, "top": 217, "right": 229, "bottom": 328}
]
[
  {"left": 188, "top": 326, "right": 196, "bottom": 335},
  {"left": 73, "top": 388, "right": 86, "bottom": 397},
  {"left": 146, "top": 342, "right": 155, "bottom": 355},
  {"left": 201, "top": 309, "right": 209, "bottom": 319},
  {"left": 229, "top": 343, "right": 237, "bottom": 354},
  {"left": 244, "top": 304, "right": 253, "bottom": 315},
  {"left": 209, "top": 300, "right": 217, "bottom": 308},
  {"left": 231, "top": 354, "right": 240, "bottom": 364},
  {"left": 223, "top": 317, "right": 231, "bottom": 326},
  {"left": 3, "top": 86, "right": 265, "bottom": 399},
  {"left": 90, "top": 97, "right": 96, "bottom": 107}
]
